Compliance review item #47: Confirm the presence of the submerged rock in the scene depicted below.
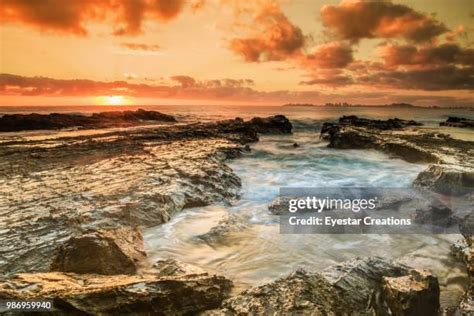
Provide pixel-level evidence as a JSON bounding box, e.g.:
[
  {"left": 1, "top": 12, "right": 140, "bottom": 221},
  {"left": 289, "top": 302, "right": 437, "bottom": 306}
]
[
  {"left": 0, "top": 109, "right": 177, "bottom": 132},
  {"left": 0, "top": 271, "right": 232, "bottom": 315},
  {"left": 50, "top": 227, "right": 146, "bottom": 275},
  {"left": 195, "top": 214, "right": 248, "bottom": 245}
]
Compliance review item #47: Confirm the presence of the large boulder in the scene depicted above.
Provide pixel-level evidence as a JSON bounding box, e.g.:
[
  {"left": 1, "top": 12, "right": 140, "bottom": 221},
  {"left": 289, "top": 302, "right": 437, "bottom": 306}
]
[
  {"left": 0, "top": 271, "right": 232, "bottom": 315},
  {"left": 51, "top": 227, "right": 146, "bottom": 275}
]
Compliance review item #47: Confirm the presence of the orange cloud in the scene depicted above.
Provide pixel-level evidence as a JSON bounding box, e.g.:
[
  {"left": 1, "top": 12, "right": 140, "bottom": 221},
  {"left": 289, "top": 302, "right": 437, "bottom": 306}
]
[
  {"left": 0, "top": 0, "right": 187, "bottom": 36},
  {"left": 1, "top": 73, "right": 472, "bottom": 107},
  {"left": 300, "top": 42, "right": 353, "bottom": 69},
  {"left": 229, "top": 1, "right": 305, "bottom": 62},
  {"left": 320, "top": 0, "right": 448, "bottom": 43},
  {"left": 379, "top": 43, "right": 474, "bottom": 68},
  {"left": 121, "top": 42, "right": 161, "bottom": 51}
]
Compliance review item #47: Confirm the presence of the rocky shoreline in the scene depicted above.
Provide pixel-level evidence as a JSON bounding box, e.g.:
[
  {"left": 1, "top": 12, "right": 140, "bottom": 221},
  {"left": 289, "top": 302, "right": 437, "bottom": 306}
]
[
  {"left": 0, "top": 111, "right": 472, "bottom": 314},
  {"left": 321, "top": 115, "right": 474, "bottom": 314}
]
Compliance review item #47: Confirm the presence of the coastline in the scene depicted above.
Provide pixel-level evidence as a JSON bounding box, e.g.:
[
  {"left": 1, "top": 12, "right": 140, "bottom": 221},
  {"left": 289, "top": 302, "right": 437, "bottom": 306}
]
[{"left": 0, "top": 110, "right": 472, "bottom": 314}]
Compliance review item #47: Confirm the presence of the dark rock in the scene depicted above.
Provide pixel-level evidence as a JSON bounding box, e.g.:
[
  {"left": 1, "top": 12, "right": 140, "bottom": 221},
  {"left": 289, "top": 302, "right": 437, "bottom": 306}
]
[
  {"left": 0, "top": 271, "right": 233, "bottom": 315},
  {"left": 413, "top": 165, "right": 474, "bottom": 196},
  {"left": 382, "top": 270, "right": 440, "bottom": 315},
  {"left": 440, "top": 117, "right": 474, "bottom": 129},
  {"left": 414, "top": 201, "right": 454, "bottom": 227},
  {"left": 292, "top": 142, "right": 299, "bottom": 147},
  {"left": 339, "top": 115, "right": 422, "bottom": 130},
  {"left": 0, "top": 109, "right": 177, "bottom": 132},
  {"left": 152, "top": 259, "right": 205, "bottom": 276},
  {"left": 248, "top": 115, "right": 293, "bottom": 134},
  {"left": 50, "top": 227, "right": 146, "bottom": 275}
]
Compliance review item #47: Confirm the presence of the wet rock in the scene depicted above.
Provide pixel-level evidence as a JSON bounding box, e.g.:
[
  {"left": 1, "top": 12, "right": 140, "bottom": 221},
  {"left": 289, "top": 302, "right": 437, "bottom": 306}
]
[
  {"left": 0, "top": 115, "right": 291, "bottom": 274},
  {"left": 0, "top": 271, "right": 232, "bottom": 315},
  {"left": 414, "top": 201, "right": 454, "bottom": 227},
  {"left": 338, "top": 115, "right": 422, "bottom": 130},
  {"left": 217, "top": 269, "right": 349, "bottom": 315},
  {"left": 382, "top": 270, "right": 440, "bottom": 315},
  {"left": 214, "top": 257, "right": 439, "bottom": 315},
  {"left": 195, "top": 214, "right": 248, "bottom": 245},
  {"left": 414, "top": 165, "right": 474, "bottom": 196},
  {"left": 0, "top": 109, "right": 176, "bottom": 132},
  {"left": 292, "top": 142, "right": 299, "bottom": 148},
  {"left": 321, "top": 116, "right": 474, "bottom": 195},
  {"left": 152, "top": 259, "right": 205, "bottom": 276},
  {"left": 440, "top": 117, "right": 474, "bottom": 129},
  {"left": 321, "top": 257, "right": 411, "bottom": 312},
  {"left": 248, "top": 115, "right": 293, "bottom": 134},
  {"left": 51, "top": 227, "right": 146, "bottom": 275}
]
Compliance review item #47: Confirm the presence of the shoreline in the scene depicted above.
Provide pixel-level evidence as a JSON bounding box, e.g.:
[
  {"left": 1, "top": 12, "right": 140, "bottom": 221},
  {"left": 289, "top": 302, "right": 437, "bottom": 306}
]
[{"left": 0, "top": 111, "right": 472, "bottom": 314}]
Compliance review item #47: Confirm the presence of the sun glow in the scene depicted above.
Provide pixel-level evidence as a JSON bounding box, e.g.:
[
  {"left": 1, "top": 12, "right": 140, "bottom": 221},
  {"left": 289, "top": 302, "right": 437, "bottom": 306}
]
[
  {"left": 95, "top": 95, "right": 133, "bottom": 106},
  {"left": 105, "top": 95, "right": 124, "bottom": 105}
]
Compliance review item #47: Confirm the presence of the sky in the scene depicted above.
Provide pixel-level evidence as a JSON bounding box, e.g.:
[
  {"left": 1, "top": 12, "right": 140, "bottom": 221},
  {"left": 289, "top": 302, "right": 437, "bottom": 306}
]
[{"left": 0, "top": 0, "right": 473, "bottom": 107}]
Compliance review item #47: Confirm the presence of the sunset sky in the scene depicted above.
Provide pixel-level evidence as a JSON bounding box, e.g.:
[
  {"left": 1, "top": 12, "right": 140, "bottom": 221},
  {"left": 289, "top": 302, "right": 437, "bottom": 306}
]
[{"left": 0, "top": 0, "right": 473, "bottom": 107}]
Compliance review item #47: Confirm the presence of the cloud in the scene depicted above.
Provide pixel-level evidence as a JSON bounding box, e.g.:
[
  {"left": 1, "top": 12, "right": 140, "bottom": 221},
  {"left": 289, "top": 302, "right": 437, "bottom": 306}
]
[
  {"left": 121, "top": 42, "right": 161, "bottom": 51},
  {"left": 320, "top": 0, "right": 448, "bottom": 43},
  {"left": 379, "top": 43, "right": 474, "bottom": 68},
  {"left": 0, "top": 0, "right": 188, "bottom": 36},
  {"left": 229, "top": 1, "right": 305, "bottom": 62},
  {"left": 1, "top": 73, "right": 472, "bottom": 107},
  {"left": 300, "top": 42, "right": 353, "bottom": 69},
  {"left": 357, "top": 65, "right": 474, "bottom": 90}
]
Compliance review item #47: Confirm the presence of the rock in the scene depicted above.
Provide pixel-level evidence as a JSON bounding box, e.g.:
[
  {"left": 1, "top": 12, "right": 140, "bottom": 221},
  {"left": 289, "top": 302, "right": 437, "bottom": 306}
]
[
  {"left": 339, "top": 115, "right": 423, "bottom": 130},
  {"left": 321, "top": 257, "right": 412, "bottom": 312},
  {"left": 152, "top": 259, "right": 205, "bottom": 276},
  {"left": 51, "top": 227, "right": 146, "bottom": 275},
  {"left": 292, "top": 142, "right": 299, "bottom": 148},
  {"left": 382, "top": 270, "right": 440, "bottom": 315},
  {"left": 0, "top": 109, "right": 177, "bottom": 132},
  {"left": 414, "top": 201, "right": 454, "bottom": 227},
  {"left": 195, "top": 214, "right": 248, "bottom": 245},
  {"left": 213, "top": 257, "right": 439, "bottom": 315},
  {"left": 0, "top": 115, "right": 291, "bottom": 274},
  {"left": 218, "top": 269, "right": 349, "bottom": 315},
  {"left": 321, "top": 116, "right": 474, "bottom": 195},
  {"left": 248, "top": 115, "right": 293, "bottom": 134},
  {"left": 440, "top": 117, "right": 474, "bottom": 129},
  {"left": 0, "top": 271, "right": 232, "bottom": 315},
  {"left": 414, "top": 165, "right": 474, "bottom": 196}
]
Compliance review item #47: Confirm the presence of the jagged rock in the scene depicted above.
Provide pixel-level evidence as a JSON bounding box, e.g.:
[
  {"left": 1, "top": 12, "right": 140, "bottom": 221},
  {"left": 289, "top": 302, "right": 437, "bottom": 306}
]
[
  {"left": 321, "top": 116, "right": 474, "bottom": 195},
  {"left": 195, "top": 214, "right": 248, "bottom": 245},
  {"left": 451, "top": 232, "right": 474, "bottom": 314},
  {"left": 440, "top": 117, "right": 474, "bottom": 129},
  {"left": 0, "top": 109, "right": 176, "bottom": 132},
  {"left": 217, "top": 269, "right": 349, "bottom": 315},
  {"left": 212, "top": 257, "right": 439, "bottom": 315},
  {"left": 414, "top": 165, "right": 474, "bottom": 196},
  {"left": 51, "top": 227, "right": 146, "bottom": 275},
  {"left": 0, "top": 271, "right": 232, "bottom": 315},
  {"left": 382, "top": 270, "right": 440, "bottom": 315},
  {"left": 0, "top": 115, "right": 291, "bottom": 274}
]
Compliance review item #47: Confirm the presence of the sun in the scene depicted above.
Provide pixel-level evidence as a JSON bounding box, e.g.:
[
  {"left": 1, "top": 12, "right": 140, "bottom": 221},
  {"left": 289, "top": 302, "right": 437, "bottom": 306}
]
[{"left": 105, "top": 95, "right": 125, "bottom": 105}]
